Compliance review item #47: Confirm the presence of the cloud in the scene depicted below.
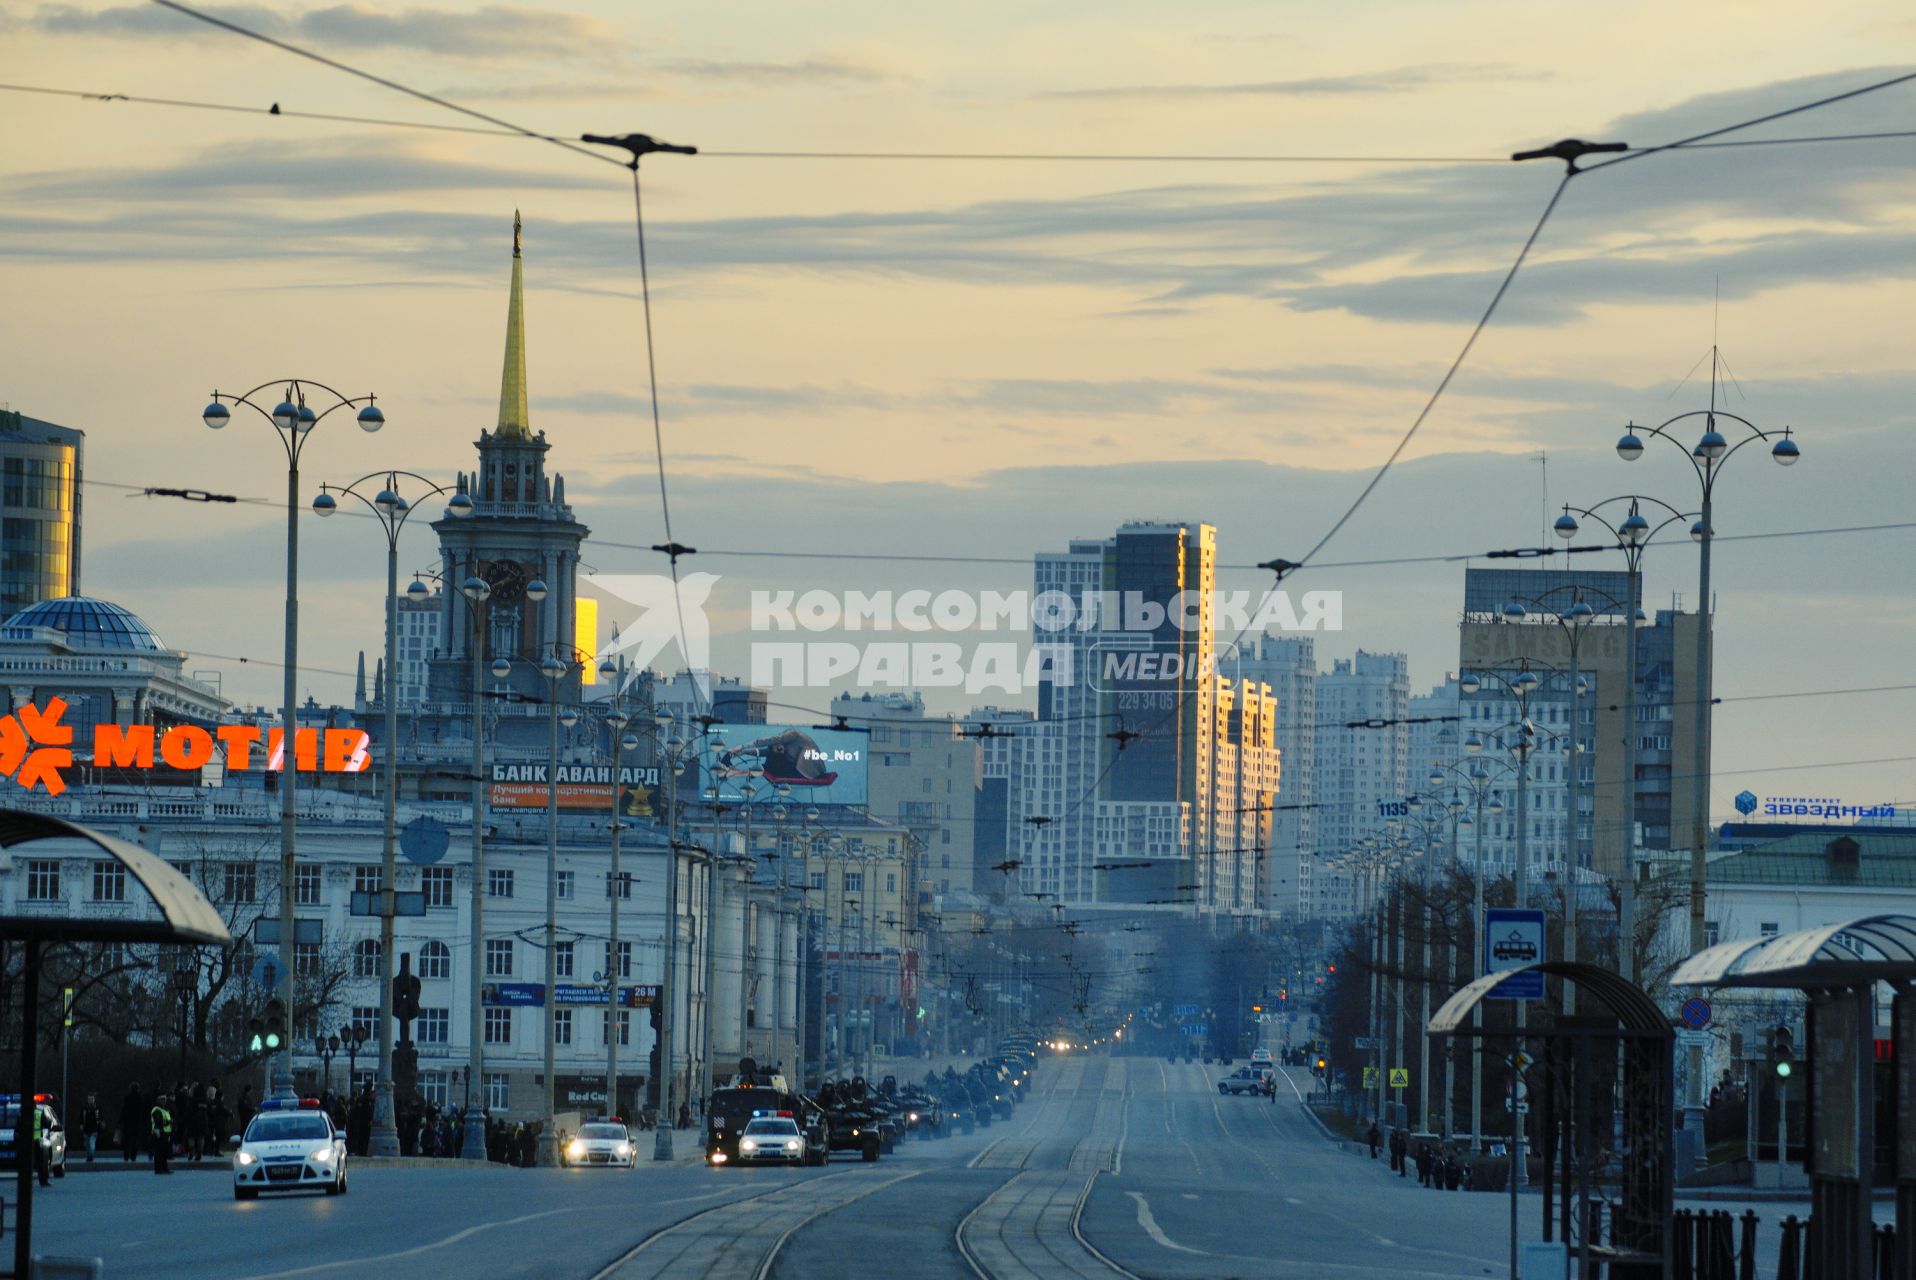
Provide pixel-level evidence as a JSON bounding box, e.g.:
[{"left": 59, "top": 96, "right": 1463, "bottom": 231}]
[
  {"left": 10, "top": 135, "right": 604, "bottom": 204},
  {"left": 1037, "top": 62, "right": 1544, "bottom": 100},
  {"left": 656, "top": 56, "right": 893, "bottom": 87},
  {"left": 27, "top": 2, "right": 628, "bottom": 62}
]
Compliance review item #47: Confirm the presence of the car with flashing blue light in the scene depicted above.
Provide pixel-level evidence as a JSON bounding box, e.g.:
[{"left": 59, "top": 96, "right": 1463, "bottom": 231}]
[{"left": 231, "top": 1098, "right": 347, "bottom": 1200}]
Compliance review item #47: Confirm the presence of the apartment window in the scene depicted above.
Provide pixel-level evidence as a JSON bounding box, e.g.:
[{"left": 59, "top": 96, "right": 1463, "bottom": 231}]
[
  {"left": 419, "top": 940, "right": 451, "bottom": 980},
  {"left": 294, "top": 941, "right": 322, "bottom": 978},
  {"left": 420, "top": 1071, "right": 448, "bottom": 1107},
  {"left": 223, "top": 862, "right": 258, "bottom": 904},
  {"left": 485, "top": 939, "right": 514, "bottom": 977},
  {"left": 1704, "top": 921, "right": 1721, "bottom": 949},
  {"left": 484, "top": 1007, "right": 512, "bottom": 1045},
  {"left": 845, "top": 871, "right": 863, "bottom": 893},
  {"left": 352, "top": 938, "right": 382, "bottom": 979},
  {"left": 24, "top": 860, "right": 58, "bottom": 901},
  {"left": 352, "top": 1006, "right": 381, "bottom": 1036},
  {"left": 488, "top": 869, "right": 514, "bottom": 899},
  {"left": 554, "top": 940, "right": 574, "bottom": 979},
  {"left": 886, "top": 872, "right": 897, "bottom": 894},
  {"left": 605, "top": 871, "right": 633, "bottom": 900},
  {"left": 555, "top": 870, "right": 574, "bottom": 901},
  {"left": 602, "top": 1008, "right": 631, "bottom": 1046},
  {"left": 92, "top": 860, "right": 127, "bottom": 902},
  {"left": 422, "top": 867, "right": 453, "bottom": 908},
  {"left": 485, "top": 1072, "right": 509, "bottom": 1111},
  {"left": 295, "top": 864, "right": 323, "bottom": 906},
  {"left": 353, "top": 867, "right": 382, "bottom": 895},
  {"left": 809, "top": 872, "right": 825, "bottom": 891},
  {"left": 553, "top": 1008, "right": 573, "bottom": 1046},
  {"left": 1760, "top": 922, "right": 1781, "bottom": 938},
  {"left": 604, "top": 941, "right": 632, "bottom": 980},
  {"left": 417, "top": 1008, "right": 449, "bottom": 1044}
]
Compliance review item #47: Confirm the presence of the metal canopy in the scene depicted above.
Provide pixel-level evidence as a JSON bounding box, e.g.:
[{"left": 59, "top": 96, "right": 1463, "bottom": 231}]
[
  {"left": 0, "top": 810, "right": 231, "bottom": 946},
  {"left": 1428, "top": 961, "right": 1672, "bottom": 1038},
  {"left": 1671, "top": 912, "right": 1916, "bottom": 989}
]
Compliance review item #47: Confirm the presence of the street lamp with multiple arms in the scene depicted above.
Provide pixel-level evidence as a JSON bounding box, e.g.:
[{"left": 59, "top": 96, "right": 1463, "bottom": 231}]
[
  {"left": 202, "top": 380, "right": 385, "bottom": 1098},
  {"left": 313, "top": 471, "right": 464, "bottom": 1156}
]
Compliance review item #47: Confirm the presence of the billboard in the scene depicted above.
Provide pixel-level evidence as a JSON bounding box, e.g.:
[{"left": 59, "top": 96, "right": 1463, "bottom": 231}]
[
  {"left": 703, "top": 724, "right": 867, "bottom": 806},
  {"left": 488, "top": 763, "right": 661, "bottom": 812}
]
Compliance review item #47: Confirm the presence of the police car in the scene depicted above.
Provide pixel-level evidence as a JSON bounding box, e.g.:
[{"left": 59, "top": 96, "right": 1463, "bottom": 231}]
[
  {"left": 231, "top": 1098, "right": 347, "bottom": 1200},
  {"left": 0, "top": 1095, "right": 66, "bottom": 1179},
  {"left": 563, "top": 1121, "right": 638, "bottom": 1168}
]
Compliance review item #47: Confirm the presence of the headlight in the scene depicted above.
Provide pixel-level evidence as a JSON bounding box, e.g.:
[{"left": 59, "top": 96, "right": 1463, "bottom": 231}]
[
  {"left": 740, "top": 1140, "right": 758, "bottom": 1152},
  {"left": 711, "top": 1151, "right": 727, "bottom": 1164},
  {"left": 311, "top": 1147, "right": 334, "bottom": 1163},
  {"left": 785, "top": 1140, "right": 801, "bottom": 1151},
  {"left": 909, "top": 1112, "right": 919, "bottom": 1122},
  {"left": 235, "top": 1151, "right": 256, "bottom": 1166},
  {"left": 614, "top": 1143, "right": 632, "bottom": 1156},
  {"left": 567, "top": 1140, "right": 586, "bottom": 1159}
]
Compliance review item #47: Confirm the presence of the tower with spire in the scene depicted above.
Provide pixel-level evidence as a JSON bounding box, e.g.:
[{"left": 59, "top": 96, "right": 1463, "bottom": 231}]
[{"left": 429, "top": 212, "right": 592, "bottom": 720}]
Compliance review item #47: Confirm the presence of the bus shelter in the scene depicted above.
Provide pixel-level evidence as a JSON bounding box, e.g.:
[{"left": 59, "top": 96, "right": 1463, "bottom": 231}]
[
  {"left": 1429, "top": 961, "right": 1675, "bottom": 1279},
  {"left": 1674, "top": 913, "right": 1916, "bottom": 1280},
  {"left": 0, "top": 811, "right": 231, "bottom": 1278}
]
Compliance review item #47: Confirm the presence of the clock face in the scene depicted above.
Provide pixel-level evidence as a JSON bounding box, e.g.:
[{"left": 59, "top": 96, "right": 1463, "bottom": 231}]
[{"left": 482, "top": 559, "right": 529, "bottom": 605}]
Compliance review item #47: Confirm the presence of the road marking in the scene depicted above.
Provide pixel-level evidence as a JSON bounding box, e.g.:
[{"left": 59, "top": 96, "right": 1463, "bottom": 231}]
[
  {"left": 1112, "top": 1059, "right": 1128, "bottom": 1176},
  {"left": 233, "top": 1205, "right": 590, "bottom": 1280},
  {"left": 1124, "top": 1191, "right": 1206, "bottom": 1255},
  {"left": 1181, "top": 1193, "right": 1199, "bottom": 1201}
]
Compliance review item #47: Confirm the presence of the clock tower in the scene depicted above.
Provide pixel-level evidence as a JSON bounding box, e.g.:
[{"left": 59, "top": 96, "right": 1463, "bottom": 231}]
[{"left": 429, "top": 212, "right": 591, "bottom": 711}]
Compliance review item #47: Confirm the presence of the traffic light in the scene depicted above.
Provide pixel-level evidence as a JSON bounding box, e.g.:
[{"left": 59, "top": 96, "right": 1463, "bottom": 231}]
[
  {"left": 1312, "top": 1055, "right": 1328, "bottom": 1077},
  {"left": 262, "top": 997, "right": 287, "bottom": 1053},
  {"left": 247, "top": 1016, "right": 264, "bottom": 1055},
  {"left": 1768, "top": 1024, "right": 1795, "bottom": 1078}
]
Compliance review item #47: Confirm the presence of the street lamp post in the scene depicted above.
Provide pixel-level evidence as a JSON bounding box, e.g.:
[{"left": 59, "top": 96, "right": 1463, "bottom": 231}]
[
  {"left": 313, "top": 471, "right": 465, "bottom": 1156},
  {"left": 646, "top": 715, "right": 701, "bottom": 1158},
  {"left": 457, "top": 575, "right": 501, "bottom": 1161},
  {"left": 1431, "top": 755, "right": 1513, "bottom": 1152},
  {"left": 520, "top": 626, "right": 581, "bottom": 1168},
  {"left": 202, "top": 380, "right": 384, "bottom": 1099},
  {"left": 1553, "top": 496, "right": 1698, "bottom": 983},
  {"left": 1616, "top": 390, "right": 1797, "bottom": 1164}
]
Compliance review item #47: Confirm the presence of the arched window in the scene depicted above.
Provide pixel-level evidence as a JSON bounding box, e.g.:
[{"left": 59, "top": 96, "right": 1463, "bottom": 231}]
[
  {"left": 352, "top": 938, "right": 381, "bottom": 979},
  {"left": 419, "top": 940, "right": 451, "bottom": 981}
]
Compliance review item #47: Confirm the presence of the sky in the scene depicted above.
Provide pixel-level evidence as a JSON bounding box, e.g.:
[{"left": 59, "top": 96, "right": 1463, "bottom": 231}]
[{"left": 2, "top": 0, "right": 1914, "bottom": 821}]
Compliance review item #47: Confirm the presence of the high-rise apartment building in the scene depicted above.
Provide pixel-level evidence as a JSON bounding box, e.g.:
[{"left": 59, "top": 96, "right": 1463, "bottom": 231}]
[
  {"left": 1021, "top": 521, "right": 1277, "bottom": 913},
  {"left": 1312, "top": 651, "right": 1410, "bottom": 917},
  {"left": 1459, "top": 566, "right": 1703, "bottom": 880},
  {"left": 1236, "top": 633, "right": 1316, "bottom": 917},
  {"left": 0, "top": 409, "right": 83, "bottom": 620},
  {"left": 394, "top": 589, "right": 440, "bottom": 706}
]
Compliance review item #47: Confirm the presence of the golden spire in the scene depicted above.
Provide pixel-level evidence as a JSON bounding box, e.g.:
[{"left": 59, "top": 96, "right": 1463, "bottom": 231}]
[{"left": 496, "top": 209, "right": 530, "bottom": 439}]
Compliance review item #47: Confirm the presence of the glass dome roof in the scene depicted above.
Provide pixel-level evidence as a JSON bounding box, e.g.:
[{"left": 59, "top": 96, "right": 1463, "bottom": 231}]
[{"left": 1, "top": 596, "right": 168, "bottom": 651}]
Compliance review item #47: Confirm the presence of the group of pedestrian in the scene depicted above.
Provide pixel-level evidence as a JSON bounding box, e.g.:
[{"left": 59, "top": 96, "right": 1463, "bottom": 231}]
[
  {"left": 1413, "top": 1140, "right": 1469, "bottom": 1191},
  {"left": 481, "top": 1116, "right": 547, "bottom": 1166},
  {"left": 1364, "top": 1122, "right": 1470, "bottom": 1190},
  {"left": 110, "top": 1079, "right": 243, "bottom": 1171}
]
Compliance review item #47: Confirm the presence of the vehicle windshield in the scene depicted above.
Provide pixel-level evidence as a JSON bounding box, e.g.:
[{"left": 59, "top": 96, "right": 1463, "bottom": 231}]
[
  {"left": 743, "top": 1119, "right": 799, "bottom": 1137},
  {"left": 245, "top": 1115, "right": 332, "bottom": 1143},
  {"left": 579, "top": 1125, "right": 628, "bottom": 1140},
  {"left": 708, "top": 1091, "right": 786, "bottom": 1123}
]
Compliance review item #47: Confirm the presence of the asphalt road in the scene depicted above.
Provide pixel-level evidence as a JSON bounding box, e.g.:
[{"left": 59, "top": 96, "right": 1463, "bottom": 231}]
[{"left": 20, "top": 1056, "right": 1621, "bottom": 1279}]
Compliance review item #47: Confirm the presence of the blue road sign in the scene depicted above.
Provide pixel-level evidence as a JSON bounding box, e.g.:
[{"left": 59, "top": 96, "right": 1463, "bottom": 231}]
[
  {"left": 251, "top": 954, "right": 285, "bottom": 992},
  {"left": 1680, "top": 997, "right": 1712, "bottom": 1030},
  {"left": 401, "top": 815, "right": 451, "bottom": 866},
  {"left": 1484, "top": 907, "right": 1545, "bottom": 1000},
  {"left": 1173, "top": 1003, "right": 1199, "bottom": 1017}
]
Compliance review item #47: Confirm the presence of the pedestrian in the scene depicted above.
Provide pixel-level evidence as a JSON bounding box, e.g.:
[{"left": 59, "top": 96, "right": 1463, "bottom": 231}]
[
  {"left": 78, "top": 1093, "right": 104, "bottom": 1164},
  {"left": 208, "top": 1088, "right": 230, "bottom": 1158},
  {"left": 119, "top": 1082, "right": 145, "bottom": 1162},
  {"left": 1365, "top": 1121, "right": 1381, "bottom": 1159},
  {"left": 1392, "top": 1129, "right": 1408, "bottom": 1177},
  {"left": 1444, "top": 1151, "right": 1462, "bottom": 1191},
  {"left": 149, "top": 1094, "right": 175, "bottom": 1175},
  {"left": 185, "top": 1082, "right": 208, "bottom": 1162}
]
